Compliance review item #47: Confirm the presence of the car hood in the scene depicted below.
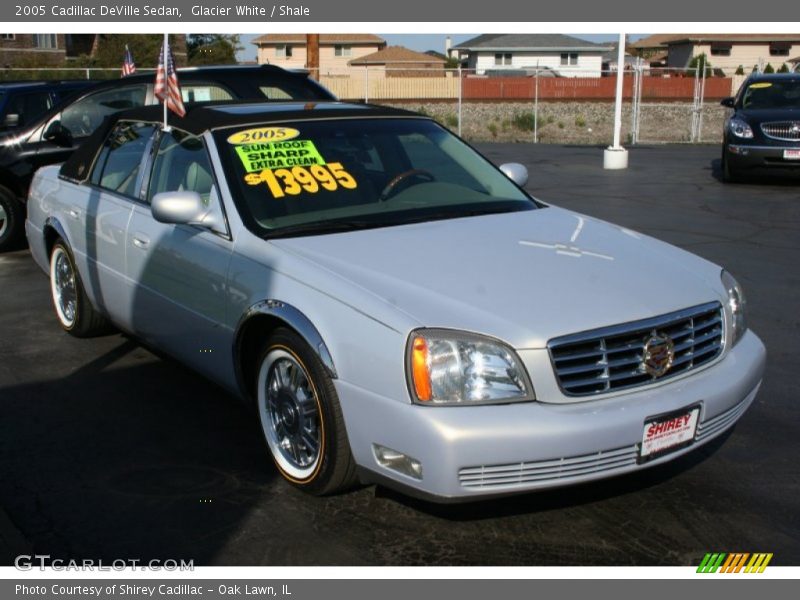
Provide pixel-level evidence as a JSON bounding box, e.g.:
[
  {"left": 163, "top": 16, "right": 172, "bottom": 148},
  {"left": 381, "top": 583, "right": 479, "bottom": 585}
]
[
  {"left": 737, "top": 108, "right": 800, "bottom": 122},
  {"left": 271, "top": 207, "right": 725, "bottom": 348}
]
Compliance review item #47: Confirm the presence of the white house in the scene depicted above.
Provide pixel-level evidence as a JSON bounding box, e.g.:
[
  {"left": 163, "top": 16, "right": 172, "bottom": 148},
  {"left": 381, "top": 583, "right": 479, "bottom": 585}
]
[{"left": 451, "top": 34, "right": 611, "bottom": 78}]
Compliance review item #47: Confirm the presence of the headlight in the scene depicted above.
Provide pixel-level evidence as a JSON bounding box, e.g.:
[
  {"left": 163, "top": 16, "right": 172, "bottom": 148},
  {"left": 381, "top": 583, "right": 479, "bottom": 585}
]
[
  {"left": 406, "top": 329, "right": 534, "bottom": 405},
  {"left": 728, "top": 118, "right": 754, "bottom": 139},
  {"left": 721, "top": 270, "right": 747, "bottom": 346}
]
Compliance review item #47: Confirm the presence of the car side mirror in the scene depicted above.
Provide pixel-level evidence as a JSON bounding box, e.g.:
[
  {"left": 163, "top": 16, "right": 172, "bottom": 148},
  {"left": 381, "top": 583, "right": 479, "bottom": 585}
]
[
  {"left": 43, "top": 120, "right": 73, "bottom": 147},
  {"left": 2, "top": 113, "right": 20, "bottom": 128},
  {"left": 151, "top": 191, "right": 221, "bottom": 230},
  {"left": 720, "top": 97, "right": 735, "bottom": 108},
  {"left": 499, "top": 162, "right": 529, "bottom": 188}
]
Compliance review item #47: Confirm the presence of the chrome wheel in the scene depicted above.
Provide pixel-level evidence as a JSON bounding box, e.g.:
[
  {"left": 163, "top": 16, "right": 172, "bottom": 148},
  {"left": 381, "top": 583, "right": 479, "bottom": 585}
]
[
  {"left": 50, "top": 246, "right": 77, "bottom": 328},
  {"left": 0, "top": 202, "right": 7, "bottom": 239},
  {"left": 257, "top": 349, "right": 323, "bottom": 480}
]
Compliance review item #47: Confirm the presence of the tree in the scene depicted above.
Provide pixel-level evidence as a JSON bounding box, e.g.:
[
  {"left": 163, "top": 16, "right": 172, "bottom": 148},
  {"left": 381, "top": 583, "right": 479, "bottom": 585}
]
[
  {"left": 764, "top": 62, "right": 775, "bottom": 73},
  {"left": 777, "top": 63, "right": 790, "bottom": 73},
  {"left": 735, "top": 65, "right": 745, "bottom": 75},
  {"left": 687, "top": 53, "right": 711, "bottom": 77},
  {"left": 69, "top": 35, "right": 188, "bottom": 71},
  {"left": 187, "top": 34, "right": 240, "bottom": 65}
]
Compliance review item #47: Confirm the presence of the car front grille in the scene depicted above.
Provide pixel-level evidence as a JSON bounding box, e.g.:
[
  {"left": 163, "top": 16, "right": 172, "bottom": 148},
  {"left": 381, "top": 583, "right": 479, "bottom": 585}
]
[
  {"left": 548, "top": 302, "right": 724, "bottom": 397},
  {"left": 761, "top": 121, "right": 800, "bottom": 142},
  {"left": 695, "top": 396, "right": 750, "bottom": 442},
  {"left": 458, "top": 445, "right": 638, "bottom": 489}
]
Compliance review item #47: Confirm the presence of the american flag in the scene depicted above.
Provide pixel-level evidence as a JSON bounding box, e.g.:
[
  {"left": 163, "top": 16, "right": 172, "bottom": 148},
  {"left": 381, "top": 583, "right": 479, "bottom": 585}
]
[
  {"left": 154, "top": 39, "right": 186, "bottom": 118},
  {"left": 121, "top": 45, "right": 136, "bottom": 77}
]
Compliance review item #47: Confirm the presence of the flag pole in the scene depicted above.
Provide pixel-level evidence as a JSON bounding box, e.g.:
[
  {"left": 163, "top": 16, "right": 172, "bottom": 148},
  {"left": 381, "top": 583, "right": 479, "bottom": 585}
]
[{"left": 162, "top": 33, "right": 170, "bottom": 132}]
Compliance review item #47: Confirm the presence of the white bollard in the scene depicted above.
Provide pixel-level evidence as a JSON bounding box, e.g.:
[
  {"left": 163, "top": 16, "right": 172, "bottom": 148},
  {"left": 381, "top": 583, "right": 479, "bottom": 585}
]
[{"left": 603, "top": 147, "right": 629, "bottom": 169}]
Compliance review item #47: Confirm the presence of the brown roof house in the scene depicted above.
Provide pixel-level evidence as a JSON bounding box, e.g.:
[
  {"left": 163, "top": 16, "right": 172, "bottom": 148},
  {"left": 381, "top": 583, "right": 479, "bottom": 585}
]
[
  {"left": 252, "top": 34, "right": 385, "bottom": 73},
  {"left": 349, "top": 46, "right": 446, "bottom": 77},
  {"left": 631, "top": 34, "right": 800, "bottom": 75}
]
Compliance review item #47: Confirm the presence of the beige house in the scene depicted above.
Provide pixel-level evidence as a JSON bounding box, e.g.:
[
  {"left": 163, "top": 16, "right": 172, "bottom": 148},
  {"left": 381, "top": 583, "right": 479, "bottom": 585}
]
[
  {"left": 252, "top": 34, "right": 385, "bottom": 73},
  {"left": 349, "top": 46, "right": 446, "bottom": 77},
  {"left": 631, "top": 34, "right": 800, "bottom": 74}
]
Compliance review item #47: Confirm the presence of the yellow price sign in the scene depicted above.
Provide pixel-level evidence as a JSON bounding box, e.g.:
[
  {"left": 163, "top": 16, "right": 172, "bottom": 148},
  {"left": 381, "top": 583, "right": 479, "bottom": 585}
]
[
  {"left": 748, "top": 82, "right": 773, "bottom": 89},
  {"left": 244, "top": 162, "right": 358, "bottom": 198},
  {"left": 227, "top": 127, "right": 300, "bottom": 145}
]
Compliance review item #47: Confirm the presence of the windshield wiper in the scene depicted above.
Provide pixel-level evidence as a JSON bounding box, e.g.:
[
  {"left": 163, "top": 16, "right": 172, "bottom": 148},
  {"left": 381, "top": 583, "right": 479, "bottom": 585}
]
[
  {"left": 263, "top": 219, "right": 386, "bottom": 240},
  {"left": 263, "top": 202, "right": 534, "bottom": 239}
]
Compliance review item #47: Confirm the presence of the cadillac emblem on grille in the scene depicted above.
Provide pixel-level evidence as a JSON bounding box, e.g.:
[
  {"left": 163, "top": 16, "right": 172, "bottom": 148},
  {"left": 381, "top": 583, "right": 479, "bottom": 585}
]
[{"left": 642, "top": 332, "right": 675, "bottom": 377}]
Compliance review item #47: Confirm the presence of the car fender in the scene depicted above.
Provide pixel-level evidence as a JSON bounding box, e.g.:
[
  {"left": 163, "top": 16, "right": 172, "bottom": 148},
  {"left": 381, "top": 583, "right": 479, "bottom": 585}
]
[
  {"left": 42, "top": 215, "right": 71, "bottom": 254},
  {"left": 233, "top": 299, "right": 337, "bottom": 400}
]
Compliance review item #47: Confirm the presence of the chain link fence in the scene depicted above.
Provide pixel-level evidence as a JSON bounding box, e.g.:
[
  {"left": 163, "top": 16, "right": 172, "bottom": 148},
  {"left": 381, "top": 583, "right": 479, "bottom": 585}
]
[{"left": 2, "top": 65, "right": 741, "bottom": 144}]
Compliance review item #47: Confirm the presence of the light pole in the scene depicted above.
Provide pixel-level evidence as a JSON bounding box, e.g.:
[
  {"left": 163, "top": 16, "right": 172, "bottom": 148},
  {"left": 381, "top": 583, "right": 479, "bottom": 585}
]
[{"left": 603, "top": 32, "right": 629, "bottom": 170}]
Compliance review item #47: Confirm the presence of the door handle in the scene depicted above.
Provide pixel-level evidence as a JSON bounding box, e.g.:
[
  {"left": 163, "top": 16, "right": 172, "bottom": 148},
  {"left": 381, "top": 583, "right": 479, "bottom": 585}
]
[{"left": 132, "top": 233, "right": 150, "bottom": 249}]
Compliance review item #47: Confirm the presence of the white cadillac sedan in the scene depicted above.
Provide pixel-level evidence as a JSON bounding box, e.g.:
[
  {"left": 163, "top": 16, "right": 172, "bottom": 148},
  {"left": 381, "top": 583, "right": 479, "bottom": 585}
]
[{"left": 25, "top": 102, "right": 766, "bottom": 501}]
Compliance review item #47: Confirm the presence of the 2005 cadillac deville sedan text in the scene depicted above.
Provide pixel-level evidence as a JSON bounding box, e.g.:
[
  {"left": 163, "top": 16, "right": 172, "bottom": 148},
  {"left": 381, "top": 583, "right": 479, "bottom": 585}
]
[{"left": 25, "top": 102, "right": 766, "bottom": 501}]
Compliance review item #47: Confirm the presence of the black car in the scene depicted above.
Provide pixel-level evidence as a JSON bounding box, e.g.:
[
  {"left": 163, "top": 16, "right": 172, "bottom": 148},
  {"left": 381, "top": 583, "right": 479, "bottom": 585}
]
[
  {"left": 0, "top": 80, "right": 93, "bottom": 132},
  {"left": 720, "top": 73, "right": 800, "bottom": 182},
  {"left": 0, "top": 65, "right": 335, "bottom": 251}
]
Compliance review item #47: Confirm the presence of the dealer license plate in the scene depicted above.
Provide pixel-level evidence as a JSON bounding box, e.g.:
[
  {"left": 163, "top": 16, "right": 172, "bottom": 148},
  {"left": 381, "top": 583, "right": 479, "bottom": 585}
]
[
  {"left": 639, "top": 406, "right": 700, "bottom": 461},
  {"left": 784, "top": 149, "right": 800, "bottom": 160}
]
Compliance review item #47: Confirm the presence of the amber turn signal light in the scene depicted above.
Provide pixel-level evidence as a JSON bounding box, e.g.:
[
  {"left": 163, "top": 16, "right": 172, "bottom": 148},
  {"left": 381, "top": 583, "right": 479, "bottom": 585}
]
[{"left": 411, "top": 336, "right": 432, "bottom": 401}]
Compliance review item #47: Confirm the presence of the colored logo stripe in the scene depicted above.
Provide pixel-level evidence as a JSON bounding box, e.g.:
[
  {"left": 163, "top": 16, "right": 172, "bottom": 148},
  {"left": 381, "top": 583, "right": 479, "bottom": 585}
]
[
  {"left": 745, "top": 553, "right": 773, "bottom": 573},
  {"left": 697, "top": 553, "right": 726, "bottom": 573},
  {"left": 697, "top": 552, "right": 772, "bottom": 573}
]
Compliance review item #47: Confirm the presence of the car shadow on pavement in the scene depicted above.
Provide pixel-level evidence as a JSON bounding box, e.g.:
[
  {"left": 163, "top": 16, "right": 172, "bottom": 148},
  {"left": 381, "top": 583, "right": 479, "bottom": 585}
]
[
  {"left": 0, "top": 335, "right": 280, "bottom": 565},
  {"left": 711, "top": 157, "right": 800, "bottom": 185}
]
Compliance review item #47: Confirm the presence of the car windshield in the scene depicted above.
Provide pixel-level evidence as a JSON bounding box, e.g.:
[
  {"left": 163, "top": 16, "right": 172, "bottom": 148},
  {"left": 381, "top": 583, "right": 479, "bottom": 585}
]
[
  {"left": 214, "top": 118, "right": 535, "bottom": 238},
  {"left": 741, "top": 79, "right": 800, "bottom": 110}
]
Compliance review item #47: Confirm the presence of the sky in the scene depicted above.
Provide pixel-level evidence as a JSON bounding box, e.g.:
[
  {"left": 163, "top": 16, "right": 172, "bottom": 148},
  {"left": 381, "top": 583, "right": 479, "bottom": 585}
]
[{"left": 235, "top": 33, "right": 646, "bottom": 62}]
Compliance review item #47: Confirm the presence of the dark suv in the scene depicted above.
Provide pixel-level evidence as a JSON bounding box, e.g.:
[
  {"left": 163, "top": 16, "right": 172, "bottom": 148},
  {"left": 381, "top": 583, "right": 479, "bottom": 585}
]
[
  {"left": 720, "top": 73, "right": 800, "bottom": 182},
  {"left": 0, "top": 65, "right": 335, "bottom": 251},
  {"left": 0, "top": 81, "right": 92, "bottom": 132}
]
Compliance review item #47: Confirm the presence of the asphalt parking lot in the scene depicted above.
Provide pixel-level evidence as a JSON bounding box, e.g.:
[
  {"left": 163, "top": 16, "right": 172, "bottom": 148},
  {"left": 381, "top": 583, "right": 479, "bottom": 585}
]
[{"left": 1, "top": 144, "right": 798, "bottom": 566}]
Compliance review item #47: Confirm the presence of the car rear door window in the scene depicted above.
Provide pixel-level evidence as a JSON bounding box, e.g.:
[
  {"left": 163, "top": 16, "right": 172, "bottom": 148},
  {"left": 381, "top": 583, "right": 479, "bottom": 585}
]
[
  {"left": 91, "top": 121, "right": 157, "bottom": 198},
  {"left": 181, "top": 84, "right": 233, "bottom": 102}
]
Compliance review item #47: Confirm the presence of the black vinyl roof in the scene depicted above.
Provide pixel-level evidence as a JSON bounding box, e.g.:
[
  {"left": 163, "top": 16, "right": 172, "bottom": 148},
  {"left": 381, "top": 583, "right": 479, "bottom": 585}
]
[
  {"left": 60, "top": 101, "right": 426, "bottom": 183},
  {"left": 113, "top": 101, "right": 424, "bottom": 135}
]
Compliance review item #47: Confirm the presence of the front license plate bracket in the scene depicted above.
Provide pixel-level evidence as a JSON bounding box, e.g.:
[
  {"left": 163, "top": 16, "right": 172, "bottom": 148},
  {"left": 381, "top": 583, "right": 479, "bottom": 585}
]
[{"left": 638, "top": 404, "right": 701, "bottom": 464}]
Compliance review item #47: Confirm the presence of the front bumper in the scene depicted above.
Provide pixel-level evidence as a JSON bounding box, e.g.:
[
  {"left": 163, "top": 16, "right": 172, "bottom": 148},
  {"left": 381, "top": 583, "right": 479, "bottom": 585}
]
[
  {"left": 337, "top": 330, "right": 766, "bottom": 501},
  {"left": 727, "top": 143, "right": 800, "bottom": 170}
]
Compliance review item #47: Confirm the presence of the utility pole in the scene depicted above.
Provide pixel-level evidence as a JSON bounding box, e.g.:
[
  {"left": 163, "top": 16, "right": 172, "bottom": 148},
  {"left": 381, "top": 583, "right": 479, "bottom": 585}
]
[{"left": 306, "top": 34, "right": 320, "bottom": 79}]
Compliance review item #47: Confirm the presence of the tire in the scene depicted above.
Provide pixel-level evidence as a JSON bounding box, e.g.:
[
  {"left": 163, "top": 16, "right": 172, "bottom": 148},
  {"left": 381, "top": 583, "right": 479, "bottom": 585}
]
[
  {"left": 721, "top": 149, "right": 742, "bottom": 183},
  {"left": 255, "top": 327, "right": 357, "bottom": 495},
  {"left": 0, "top": 186, "right": 24, "bottom": 252},
  {"left": 49, "top": 239, "right": 110, "bottom": 337}
]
